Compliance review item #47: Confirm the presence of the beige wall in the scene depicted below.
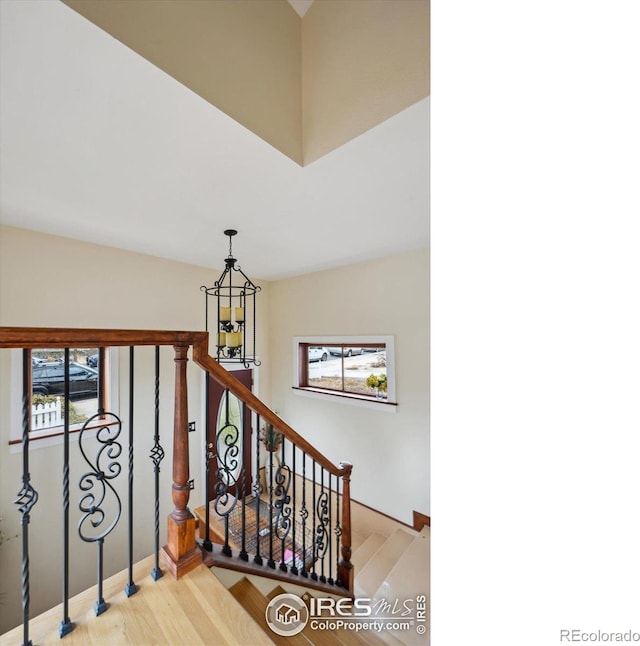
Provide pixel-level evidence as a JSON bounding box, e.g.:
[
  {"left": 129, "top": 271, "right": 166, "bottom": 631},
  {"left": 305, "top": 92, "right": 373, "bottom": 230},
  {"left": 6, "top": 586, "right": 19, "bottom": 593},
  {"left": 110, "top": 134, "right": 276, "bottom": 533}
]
[
  {"left": 0, "top": 228, "right": 429, "bottom": 630},
  {"left": 62, "top": 0, "right": 303, "bottom": 164},
  {"left": 60, "top": 0, "right": 429, "bottom": 167},
  {"left": 302, "top": 0, "right": 430, "bottom": 164},
  {"left": 268, "top": 247, "right": 430, "bottom": 525},
  {"left": 0, "top": 226, "right": 272, "bottom": 632}
]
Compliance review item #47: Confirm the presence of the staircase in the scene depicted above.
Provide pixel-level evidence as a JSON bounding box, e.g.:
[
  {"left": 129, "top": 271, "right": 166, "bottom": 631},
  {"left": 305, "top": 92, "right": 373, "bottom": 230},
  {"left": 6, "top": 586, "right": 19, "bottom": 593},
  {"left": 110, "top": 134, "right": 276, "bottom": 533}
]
[{"left": 216, "top": 525, "right": 430, "bottom": 645}]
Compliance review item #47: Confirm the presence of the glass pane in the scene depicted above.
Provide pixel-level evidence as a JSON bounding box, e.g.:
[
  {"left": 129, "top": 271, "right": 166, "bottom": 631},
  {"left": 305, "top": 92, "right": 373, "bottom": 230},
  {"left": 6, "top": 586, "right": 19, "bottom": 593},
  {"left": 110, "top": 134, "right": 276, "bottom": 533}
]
[
  {"left": 216, "top": 392, "right": 243, "bottom": 485},
  {"left": 303, "top": 343, "right": 388, "bottom": 398},
  {"left": 361, "top": 348, "right": 387, "bottom": 397},
  {"left": 31, "top": 347, "right": 99, "bottom": 430},
  {"left": 308, "top": 347, "right": 343, "bottom": 390}
]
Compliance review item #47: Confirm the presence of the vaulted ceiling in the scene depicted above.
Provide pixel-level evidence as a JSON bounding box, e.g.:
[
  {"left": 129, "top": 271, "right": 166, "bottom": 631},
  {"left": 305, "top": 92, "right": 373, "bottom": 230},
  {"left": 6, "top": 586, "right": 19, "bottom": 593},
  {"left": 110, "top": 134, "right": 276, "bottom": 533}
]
[{"left": 0, "top": 0, "right": 429, "bottom": 280}]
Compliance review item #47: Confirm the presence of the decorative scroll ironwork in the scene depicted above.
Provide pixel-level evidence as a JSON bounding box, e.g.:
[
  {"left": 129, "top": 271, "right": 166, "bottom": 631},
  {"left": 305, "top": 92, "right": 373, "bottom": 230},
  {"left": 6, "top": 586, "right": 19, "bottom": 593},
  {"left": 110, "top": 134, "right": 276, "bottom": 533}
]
[
  {"left": 77, "top": 412, "right": 123, "bottom": 616},
  {"left": 315, "top": 489, "right": 330, "bottom": 561},
  {"left": 78, "top": 413, "right": 123, "bottom": 542},
  {"left": 273, "top": 459, "right": 293, "bottom": 571},
  {"left": 213, "top": 419, "right": 241, "bottom": 555}
]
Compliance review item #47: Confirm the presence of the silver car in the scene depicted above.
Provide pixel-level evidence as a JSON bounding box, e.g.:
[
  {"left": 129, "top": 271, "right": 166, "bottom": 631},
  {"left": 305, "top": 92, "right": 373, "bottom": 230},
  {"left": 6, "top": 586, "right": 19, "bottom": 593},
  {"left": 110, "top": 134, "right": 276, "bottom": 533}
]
[{"left": 329, "top": 347, "right": 363, "bottom": 357}]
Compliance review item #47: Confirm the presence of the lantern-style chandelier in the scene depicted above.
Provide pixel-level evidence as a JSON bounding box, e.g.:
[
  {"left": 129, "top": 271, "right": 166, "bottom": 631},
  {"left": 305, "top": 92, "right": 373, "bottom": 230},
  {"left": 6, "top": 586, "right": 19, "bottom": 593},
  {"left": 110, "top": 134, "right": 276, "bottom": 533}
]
[{"left": 201, "top": 229, "right": 261, "bottom": 366}]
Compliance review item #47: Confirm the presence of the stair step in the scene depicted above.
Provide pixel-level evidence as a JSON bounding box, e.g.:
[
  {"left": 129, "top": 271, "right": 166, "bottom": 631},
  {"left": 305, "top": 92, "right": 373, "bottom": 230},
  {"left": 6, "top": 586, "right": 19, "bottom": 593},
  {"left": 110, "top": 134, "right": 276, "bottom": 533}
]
[
  {"left": 373, "top": 527, "right": 430, "bottom": 645},
  {"left": 267, "top": 586, "right": 339, "bottom": 646},
  {"left": 229, "top": 577, "right": 310, "bottom": 646},
  {"left": 294, "top": 588, "right": 397, "bottom": 646},
  {"left": 354, "top": 528, "right": 417, "bottom": 599},
  {"left": 351, "top": 533, "right": 387, "bottom": 573}
]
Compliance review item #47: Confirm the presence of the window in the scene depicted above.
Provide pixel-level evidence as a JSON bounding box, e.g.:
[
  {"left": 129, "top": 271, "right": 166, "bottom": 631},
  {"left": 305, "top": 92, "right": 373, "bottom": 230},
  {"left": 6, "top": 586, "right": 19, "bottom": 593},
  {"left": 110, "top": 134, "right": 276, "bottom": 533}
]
[
  {"left": 10, "top": 347, "right": 118, "bottom": 447},
  {"left": 293, "top": 336, "right": 396, "bottom": 410}
]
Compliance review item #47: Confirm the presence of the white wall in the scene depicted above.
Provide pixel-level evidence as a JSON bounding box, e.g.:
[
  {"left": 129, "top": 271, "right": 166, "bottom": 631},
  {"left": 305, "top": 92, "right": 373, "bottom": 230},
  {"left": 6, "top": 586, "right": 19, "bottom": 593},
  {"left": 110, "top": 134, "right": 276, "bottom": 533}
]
[
  {"left": 0, "top": 225, "right": 272, "bottom": 632},
  {"left": 268, "top": 248, "right": 430, "bottom": 525}
]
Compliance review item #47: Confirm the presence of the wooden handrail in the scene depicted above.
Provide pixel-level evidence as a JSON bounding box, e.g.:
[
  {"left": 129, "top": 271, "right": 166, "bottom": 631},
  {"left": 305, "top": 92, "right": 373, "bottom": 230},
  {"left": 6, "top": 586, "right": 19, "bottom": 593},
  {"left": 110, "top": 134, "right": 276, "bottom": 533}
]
[
  {"left": 1, "top": 326, "right": 353, "bottom": 589},
  {"left": 0, "top": 327, "right": 208, "bottom": 348},
  {"left": 192, "top": 338, "right": 350, "bottom": 479},
  {"left": 0, "top": 327, "right": 351, "bottom": 480}
]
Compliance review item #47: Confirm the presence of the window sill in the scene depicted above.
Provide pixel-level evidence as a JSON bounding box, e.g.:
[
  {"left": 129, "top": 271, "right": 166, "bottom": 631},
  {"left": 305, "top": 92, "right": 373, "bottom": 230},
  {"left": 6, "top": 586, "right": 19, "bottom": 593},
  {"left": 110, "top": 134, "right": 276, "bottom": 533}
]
[
  {"left": 292, "top": 387, "right": 397, "bottom": 412},
  {"left": 9, "top": 418, "right": 118, "bottom": 452}
]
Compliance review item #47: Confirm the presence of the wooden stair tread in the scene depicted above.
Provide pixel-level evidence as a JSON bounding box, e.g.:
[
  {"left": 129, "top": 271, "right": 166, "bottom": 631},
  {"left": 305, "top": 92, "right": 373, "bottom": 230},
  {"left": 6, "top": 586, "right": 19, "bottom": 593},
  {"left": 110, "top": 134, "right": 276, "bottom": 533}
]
[
  {"left": 267, "top": 586, "right": 342, "bottom": 646},
  {"left": 0, "top": 556, "right": 273, "bottom": 646},
  {"left": 294, "top": 588, "right": 396, "bottom": 646},
  {"left": 229, "top": 577, "right": 309, "bottom": 646}
]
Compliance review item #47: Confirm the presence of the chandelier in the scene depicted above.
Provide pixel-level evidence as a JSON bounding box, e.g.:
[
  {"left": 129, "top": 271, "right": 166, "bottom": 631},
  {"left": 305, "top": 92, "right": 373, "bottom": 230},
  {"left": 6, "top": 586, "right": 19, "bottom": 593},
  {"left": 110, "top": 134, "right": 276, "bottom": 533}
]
[{"left": 201, "top": 229, "right": 261, "bottom": 366}]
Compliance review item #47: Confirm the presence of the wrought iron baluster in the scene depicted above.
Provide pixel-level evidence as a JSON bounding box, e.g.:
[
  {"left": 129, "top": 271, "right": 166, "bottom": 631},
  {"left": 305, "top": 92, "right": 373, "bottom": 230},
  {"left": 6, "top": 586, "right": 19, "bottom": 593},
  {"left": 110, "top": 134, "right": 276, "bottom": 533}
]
[
  {"left": 316, "top": 467, "right": 330, "bottom": 584},
  {"left": 328, "top": 474, "right": 333, "bottom": 585},
  {"left": 267, "top": 436, "right": 275, "bottom": 569},
  {"left": 239, "top": 402, "right": 248, "bottom": 561},
  {"left": 97, "top": 347, "right": 106, "bottom": 415},
  {"left": 253, "top": 414, "right": 263, "bottom": 566},
  {"left": 150, "top": 346, "right": 164, "bottom": 580},
  {"left": 311, "top": 459, "right": 317, "bottom": 581},
  {"left": 124, "top": 347, "right": 138, "bottom": 597},
  {"left": 300, "top": 451, "right": 308, "bottom": 578},
  {"left": 59, "top": 348, "right": 73, "bottom": 637},
  {"left": 335, "top": 476, "right": 342, "bottom": 587},
  {"left": 14, "top": 349, "right": 39, "bottom": 646},
  {"left": 290, "top": 444, "right": 298, "bottom": 576},
  {"left": 274, "top": 437, "right": 292, "bottom": 573},
  {"left": 213, "top": 388, "right": 240, "bottom": 558},
  {"left": 78, "top": 411, "right": 123, "bottom": 615},
  {"left": 203, "top": 372, "right": 212, "bottom": 552}
]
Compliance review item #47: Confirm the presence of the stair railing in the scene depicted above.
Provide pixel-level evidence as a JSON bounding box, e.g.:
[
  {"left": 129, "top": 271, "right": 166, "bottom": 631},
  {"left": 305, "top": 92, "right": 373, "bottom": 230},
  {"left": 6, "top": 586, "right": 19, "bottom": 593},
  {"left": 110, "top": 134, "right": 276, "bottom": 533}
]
[
  {"left": 0, "top": 327, "right": 210, "bottom": 645},
  {"left": 0, "top": 327, "right": 353, "bottom": 645},
  {"left": 192, "top": 340, "right": 354, "bottom": 595}
]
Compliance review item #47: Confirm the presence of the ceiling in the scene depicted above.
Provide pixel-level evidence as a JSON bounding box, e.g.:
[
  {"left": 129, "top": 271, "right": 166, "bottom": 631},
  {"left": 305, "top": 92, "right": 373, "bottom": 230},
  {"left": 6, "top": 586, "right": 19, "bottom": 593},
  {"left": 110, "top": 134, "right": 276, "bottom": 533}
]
[
  {"left": 288, "top": 0, "right": 314, "bottom": 18},
  {"left": 0, "top": 0, "right": 429, "bottom": 281}
]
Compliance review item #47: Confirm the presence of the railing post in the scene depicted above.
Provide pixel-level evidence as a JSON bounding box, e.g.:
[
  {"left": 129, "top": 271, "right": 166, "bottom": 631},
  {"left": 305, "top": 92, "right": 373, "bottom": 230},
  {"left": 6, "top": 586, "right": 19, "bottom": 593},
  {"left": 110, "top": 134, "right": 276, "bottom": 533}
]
[
  {"left": 161, "top": 344, "right": 202, "bottom": 578},
  {"left": 338, "top": 461, "right": 353, "bottom": 592}
]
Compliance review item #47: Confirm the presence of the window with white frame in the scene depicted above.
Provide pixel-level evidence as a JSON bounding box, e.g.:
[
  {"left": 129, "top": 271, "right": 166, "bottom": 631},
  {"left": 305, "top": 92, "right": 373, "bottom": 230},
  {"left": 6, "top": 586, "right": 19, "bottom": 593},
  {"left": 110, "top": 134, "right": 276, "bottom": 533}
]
[{"left": 293, "top": 336, "right": 396, "bottom": 408}]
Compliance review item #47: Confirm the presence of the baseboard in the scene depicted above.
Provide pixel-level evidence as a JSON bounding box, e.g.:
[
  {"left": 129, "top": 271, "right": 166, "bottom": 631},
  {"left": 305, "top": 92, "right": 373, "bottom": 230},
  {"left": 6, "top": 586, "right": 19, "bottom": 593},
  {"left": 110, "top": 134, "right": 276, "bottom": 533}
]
[
  {"left": 412, "top": 510, "right": 430, "bottom": 530},
  {"left": 351, "top": 496, "right": 415, "bottom": 531}
]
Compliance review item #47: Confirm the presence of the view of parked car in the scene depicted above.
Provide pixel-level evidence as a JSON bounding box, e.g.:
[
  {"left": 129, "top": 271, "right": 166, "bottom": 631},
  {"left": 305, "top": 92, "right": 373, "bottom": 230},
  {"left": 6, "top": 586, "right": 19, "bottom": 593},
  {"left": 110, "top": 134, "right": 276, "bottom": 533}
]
[
  {"left": 308, "top": 347, "right": 329, "bottom": 362},
  {"left": 328, "top": 347, "right": 363, "bottom": 357},
  {"left": 32, "top": 362, "right": 98, "bottom": 398}
]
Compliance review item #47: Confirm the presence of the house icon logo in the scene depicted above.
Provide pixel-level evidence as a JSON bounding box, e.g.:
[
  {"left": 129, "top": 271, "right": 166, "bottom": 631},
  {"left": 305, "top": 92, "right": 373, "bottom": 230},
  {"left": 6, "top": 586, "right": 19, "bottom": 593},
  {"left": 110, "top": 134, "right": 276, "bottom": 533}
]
[{"left": 265, "top": 593, "right": 309, "bottom": 636}]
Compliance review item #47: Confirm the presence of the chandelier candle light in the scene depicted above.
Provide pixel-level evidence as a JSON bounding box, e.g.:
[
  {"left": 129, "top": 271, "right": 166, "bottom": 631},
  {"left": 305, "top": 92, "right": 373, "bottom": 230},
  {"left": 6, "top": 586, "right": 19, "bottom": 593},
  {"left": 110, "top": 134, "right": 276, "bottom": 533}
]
[{"left": 201, "top": 229, "right": 261, "bottom": 366}]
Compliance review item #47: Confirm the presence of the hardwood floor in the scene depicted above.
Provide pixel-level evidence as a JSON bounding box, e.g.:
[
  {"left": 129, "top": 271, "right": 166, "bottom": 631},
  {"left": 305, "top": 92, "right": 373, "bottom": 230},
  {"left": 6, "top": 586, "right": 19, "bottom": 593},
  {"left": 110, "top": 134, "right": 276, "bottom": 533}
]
[{"left": 0, "top": 555, "right": 274, "bottom": 646}]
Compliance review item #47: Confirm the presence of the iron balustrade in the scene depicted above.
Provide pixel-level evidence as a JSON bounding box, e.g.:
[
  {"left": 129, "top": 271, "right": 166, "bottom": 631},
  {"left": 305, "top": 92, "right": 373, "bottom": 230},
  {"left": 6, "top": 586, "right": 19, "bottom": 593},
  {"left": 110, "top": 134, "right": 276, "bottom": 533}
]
[
  {"left": 202, "top": 391, "right": 352, "bottom": 594},
  {"left": 0, "top": 327, "right": 353, "bottom": 644}
]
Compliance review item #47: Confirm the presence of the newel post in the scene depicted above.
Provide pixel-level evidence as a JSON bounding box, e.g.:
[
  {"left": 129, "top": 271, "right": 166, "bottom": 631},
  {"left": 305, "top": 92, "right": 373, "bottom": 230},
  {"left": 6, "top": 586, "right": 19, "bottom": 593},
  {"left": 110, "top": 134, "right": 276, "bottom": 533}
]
[
  {"left": 161, "top": 344, "right": 202, "bottom": 578},
  {"left": 338, "top": 461, "right": 354, "bottom": 593}
]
